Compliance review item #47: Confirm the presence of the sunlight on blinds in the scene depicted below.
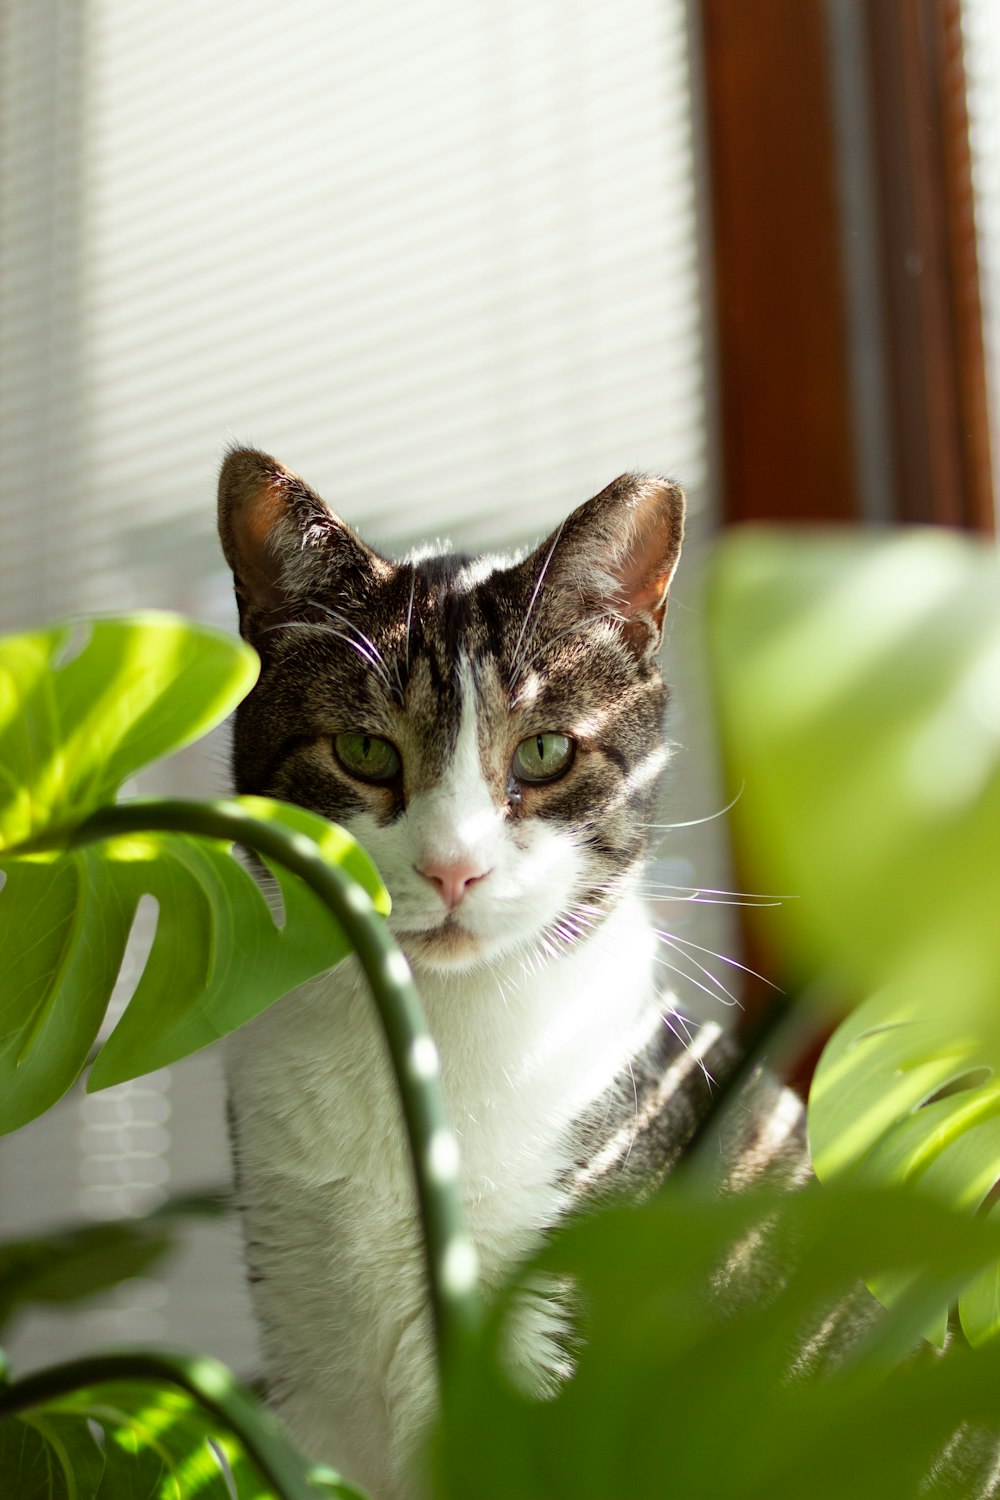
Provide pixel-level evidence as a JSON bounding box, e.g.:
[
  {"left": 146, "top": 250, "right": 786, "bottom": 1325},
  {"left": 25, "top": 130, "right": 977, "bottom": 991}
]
[{"left": 964, "top": 0, "right": 1000, "bottom": 523}]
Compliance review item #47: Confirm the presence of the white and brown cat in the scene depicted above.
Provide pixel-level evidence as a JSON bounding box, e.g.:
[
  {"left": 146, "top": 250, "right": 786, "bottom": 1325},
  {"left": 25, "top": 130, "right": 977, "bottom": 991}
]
[{"left": 218, "top": 448, "right": 804, "bottom": 1500}]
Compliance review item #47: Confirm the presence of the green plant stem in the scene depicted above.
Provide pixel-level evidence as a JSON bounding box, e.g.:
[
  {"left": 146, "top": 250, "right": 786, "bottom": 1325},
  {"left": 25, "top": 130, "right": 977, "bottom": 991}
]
[
  {"left": 0, "top": 1349, "right": 338, "bottom": 1500},
  {"left": 53, "top": 798, "right": 482, "bottom": 1379}
]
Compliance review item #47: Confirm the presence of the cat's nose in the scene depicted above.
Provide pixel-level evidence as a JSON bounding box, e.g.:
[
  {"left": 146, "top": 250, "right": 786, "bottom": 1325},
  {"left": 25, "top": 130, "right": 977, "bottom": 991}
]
[{"left": 416, "top": 860, "right": 491, "bottom": 911}]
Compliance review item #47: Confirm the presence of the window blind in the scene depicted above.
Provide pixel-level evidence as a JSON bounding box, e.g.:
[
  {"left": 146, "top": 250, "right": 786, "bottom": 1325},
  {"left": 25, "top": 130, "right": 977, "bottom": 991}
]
[{"left": 963, "top": 0, "right": 1000, "bottom": 524}]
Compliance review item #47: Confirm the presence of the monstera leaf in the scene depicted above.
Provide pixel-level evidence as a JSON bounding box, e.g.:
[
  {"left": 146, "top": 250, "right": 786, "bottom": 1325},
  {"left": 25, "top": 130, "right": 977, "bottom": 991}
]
[
  {"left": 438, "top": 1184, "right": 1000, "bottom": 1500},
  {"left": 0, "top": 1353, "right": 368, "bottom": 1500},
  {"left": 0, "top": 614, "right": 389, "bottom": 1134},
  {"left": 708, "top": 528, "right": 1000, "bottom": 1344}
]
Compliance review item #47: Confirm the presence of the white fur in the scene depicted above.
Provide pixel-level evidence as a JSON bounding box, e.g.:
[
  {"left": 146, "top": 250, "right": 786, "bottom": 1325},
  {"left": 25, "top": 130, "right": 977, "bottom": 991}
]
[{"left": 226, "top": 662, "right": 661, "bottom": 1499}]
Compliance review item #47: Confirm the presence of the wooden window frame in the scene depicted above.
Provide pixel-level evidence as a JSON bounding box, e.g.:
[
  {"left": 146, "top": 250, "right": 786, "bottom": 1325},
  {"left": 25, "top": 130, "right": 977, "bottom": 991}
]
[{"left": 699, "top": 0, "right": 994, "bottom": 533}]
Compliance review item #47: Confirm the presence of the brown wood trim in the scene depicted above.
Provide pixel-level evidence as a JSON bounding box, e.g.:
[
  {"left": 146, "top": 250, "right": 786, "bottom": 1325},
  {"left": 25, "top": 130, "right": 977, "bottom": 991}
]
[
  {"left": 700, "top": 0, "right": 860, "bottom": 525},
  {"left": 865, "top": 0, "right": 994, "bottom": 531}
]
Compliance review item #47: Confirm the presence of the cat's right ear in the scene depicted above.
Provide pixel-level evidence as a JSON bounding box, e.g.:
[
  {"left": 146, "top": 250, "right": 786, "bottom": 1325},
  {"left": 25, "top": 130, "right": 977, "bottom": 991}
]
[{"left": 217, "top": 448, "right": 389, "bottom": 639}]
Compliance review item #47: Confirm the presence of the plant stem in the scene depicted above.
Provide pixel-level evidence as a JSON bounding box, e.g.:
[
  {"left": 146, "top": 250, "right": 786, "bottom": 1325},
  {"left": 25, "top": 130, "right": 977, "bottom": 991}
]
[
  {"left": 64, "top": 798, "right": 482, "bottom": 1379},
  {"left": 0, "top": 1349, "right": 350, "bottom": 1500}
]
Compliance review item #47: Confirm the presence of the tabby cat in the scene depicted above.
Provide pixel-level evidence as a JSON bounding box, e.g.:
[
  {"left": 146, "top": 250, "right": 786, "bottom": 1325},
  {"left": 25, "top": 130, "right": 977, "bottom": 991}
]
[{"left": 218, "top": 449, "right": 992, "bottom": 1500}]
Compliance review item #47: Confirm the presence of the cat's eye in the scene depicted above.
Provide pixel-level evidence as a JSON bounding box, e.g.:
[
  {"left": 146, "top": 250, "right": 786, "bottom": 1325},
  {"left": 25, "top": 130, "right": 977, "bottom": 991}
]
[
  {"left": 512, "top": 732, "right": 574, "bottom": 784},
  {"left": 334, "top": 732, "right": 401, "bottom": 783}
]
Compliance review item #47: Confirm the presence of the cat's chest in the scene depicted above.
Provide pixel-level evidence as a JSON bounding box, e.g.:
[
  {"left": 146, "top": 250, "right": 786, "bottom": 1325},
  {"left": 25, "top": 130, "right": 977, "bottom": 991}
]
[{"left": 227, "top": 892, "right": 660, "bottom": 1270}]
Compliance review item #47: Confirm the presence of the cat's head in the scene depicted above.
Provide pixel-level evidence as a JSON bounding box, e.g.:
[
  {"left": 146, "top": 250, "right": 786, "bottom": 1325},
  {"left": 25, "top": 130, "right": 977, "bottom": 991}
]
[{"left": 218, "top": 448, "right": 684, "bottom": 974}]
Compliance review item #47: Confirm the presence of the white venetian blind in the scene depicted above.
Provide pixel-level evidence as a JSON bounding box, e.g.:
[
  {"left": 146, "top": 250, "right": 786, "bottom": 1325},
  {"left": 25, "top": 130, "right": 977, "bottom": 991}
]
[
  {"left": 963, "top": 0, "right": 1000, "bottom": 524},
  {"left": 0, "top": 0, "right": 722, "bottom": 1373}
]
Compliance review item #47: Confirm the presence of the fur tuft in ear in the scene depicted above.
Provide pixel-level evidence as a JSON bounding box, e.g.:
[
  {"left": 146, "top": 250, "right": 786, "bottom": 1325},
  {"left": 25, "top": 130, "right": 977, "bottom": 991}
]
[
  {"left": 217, "top": 447, "right": 389, "bottom": 639},
  {"left": 529, "top": 473, "right": 685, "bottom": 655}
]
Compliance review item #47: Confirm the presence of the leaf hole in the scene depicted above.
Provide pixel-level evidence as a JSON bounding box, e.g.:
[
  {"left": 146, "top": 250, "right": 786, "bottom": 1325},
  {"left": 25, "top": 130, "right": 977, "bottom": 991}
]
[
  {"left": 252, "top": 861, "right": 287, "bottom": 931},
  {"left": 208, "top": 1438, "right": 238, "bottom": 1500},
  {"left": 99, "top": 894, "right": 160, "bottom": 1039},
  {"left": 53, "top": 619, "right": 94, "bottom": 669},
  {"left": 849, "top": 1021, "right": 911, "bottom": 1050},
  {"left": 919, "top": 1068, "right": 993, "bottom": 1109}
]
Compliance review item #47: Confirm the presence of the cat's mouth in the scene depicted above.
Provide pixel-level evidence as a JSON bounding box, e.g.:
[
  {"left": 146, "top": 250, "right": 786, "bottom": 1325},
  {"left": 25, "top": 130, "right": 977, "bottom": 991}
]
[{"left": 397, "top": 914, "right": 485, "bottom": 967}]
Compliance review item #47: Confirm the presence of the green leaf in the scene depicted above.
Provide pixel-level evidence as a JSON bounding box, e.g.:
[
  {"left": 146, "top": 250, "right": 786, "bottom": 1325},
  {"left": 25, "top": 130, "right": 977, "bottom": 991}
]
[
  {"left": 0, "top": 1352, "right": 374, "bottom": 1500},
  {"left": 707, "top": 528, "right": 1000, "bottom": 1023},
  {"left": 0, "top": 614, "right": 390, "bottom": 1131},
  {"left": 707, "top": 529, "right": 1000, "bottom": 1344},
  {"left": 0, "top": 799, "right": 387, "bottom": 1129},
  {"left": 0, "top": 1412, "right": 106, "bottom": 1498},
  {"left": 0, "top": 615, "right": 258, "bottom": 853},
  {"left": 80, "top": 1384, "right": 232, "bottom": 1500},
  {"left": 437, "top": 1184, "right": 1000, "bottom": 1500},
  {"left": 86, "top": 797, "right": 389, "bottom": 1092},
  {"left": 0, "top": 1192, "right": 227, "bottom": 1336}
]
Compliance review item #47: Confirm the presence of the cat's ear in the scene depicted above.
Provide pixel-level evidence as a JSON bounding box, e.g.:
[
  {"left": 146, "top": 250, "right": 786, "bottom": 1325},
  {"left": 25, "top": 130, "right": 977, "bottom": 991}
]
[
  {"left": 537, "top": 474, "right": 685, "bottom": 654},
  {"left": 217, "top": 448, "right": 390, "bottom": 638}
]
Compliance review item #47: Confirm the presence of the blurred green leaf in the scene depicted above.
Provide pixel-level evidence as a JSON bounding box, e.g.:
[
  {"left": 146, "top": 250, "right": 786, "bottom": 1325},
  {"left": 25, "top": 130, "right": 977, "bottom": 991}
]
[
  {"left": 0, "top": 1192, "right": 228, "bottom": 1336},
  {"left": 708, "top": 528, "right": 1000, "bottom": 1023},
  {"left": 437, "top": 1184, "right": 1000, "bottom": 1500},
  {"left": 708, "top": 529, "right": 1000, "bottom": 1344},
  {"left": 0, "top": 615, "right": 390, "bottom": 1133}
]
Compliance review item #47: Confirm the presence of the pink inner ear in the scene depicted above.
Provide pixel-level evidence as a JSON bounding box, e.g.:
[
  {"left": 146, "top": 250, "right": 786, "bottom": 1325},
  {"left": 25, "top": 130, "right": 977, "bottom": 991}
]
[
  {"left": 231, "top": 478, "right": 297, "bottom": 613},
  {"left": 617, "top": 559, "right": 673, "bottom": 621},
  {"left": 612, "top": 503, "right": 681, "bottom": 625}
]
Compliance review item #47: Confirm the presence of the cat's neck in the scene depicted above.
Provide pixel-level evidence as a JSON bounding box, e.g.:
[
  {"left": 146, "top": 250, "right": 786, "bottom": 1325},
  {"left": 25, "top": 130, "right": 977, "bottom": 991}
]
[{"left": 412, "top": 887, "right": 660, "bottom": 1133}]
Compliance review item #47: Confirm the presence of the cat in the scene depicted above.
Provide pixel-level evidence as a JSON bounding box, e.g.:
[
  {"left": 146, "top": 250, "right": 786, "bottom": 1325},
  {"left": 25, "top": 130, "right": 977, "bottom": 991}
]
[{"left": 216, "top": 448, "right": 816, "bottom": 1499}]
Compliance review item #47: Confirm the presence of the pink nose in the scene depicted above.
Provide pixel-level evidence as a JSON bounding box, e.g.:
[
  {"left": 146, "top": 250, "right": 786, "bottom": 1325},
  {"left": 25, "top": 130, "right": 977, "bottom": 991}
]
[{"left": 417, "top": 860, "right": 491, "bottom": 911}]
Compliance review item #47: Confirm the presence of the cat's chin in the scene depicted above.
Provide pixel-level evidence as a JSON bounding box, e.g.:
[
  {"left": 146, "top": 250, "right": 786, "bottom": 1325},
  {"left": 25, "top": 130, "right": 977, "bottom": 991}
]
[{"left": 397, "top": 918, "right": 497, "bottom": 973}]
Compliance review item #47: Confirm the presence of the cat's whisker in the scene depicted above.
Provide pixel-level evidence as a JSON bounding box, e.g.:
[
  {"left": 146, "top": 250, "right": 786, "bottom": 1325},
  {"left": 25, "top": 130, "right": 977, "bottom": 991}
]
[
  {"left": 659, "top": 1008, "right": 717, "bottom": 1088},
  {"left": 303, "top": 597, "right": 402, "bottom": 703},
  {"left": 404, "top": 569, "right": 416, "bottom": 677},
  {"left": 509, "top": 520, "right": 566, "bottom": 688},
  {"left": 268, "top": 617, "right": 398, "bottom": 699},
  {"left": 509, "top": 620, "right": 593, "bottom": 707},
  {"left": 305, "top": 597, "right": 388, "bottom": 664},
  {"left": 621, "top": 1051, "right": 640, "bottom": 1168},
  {"left": 654, "top": 933, "right": 740, "bottom": 1007},
  {"left": 641, "top": 873, "right": 793, "bottom": 903},
  {"left": 660, "top": 931, "right": 784, "bottom": 994},
  {"left": 638, "top": 783, "right": 746, "bottom": 834},
  {"left": 636, "top": 884, "right": 785, "bottom": 910},
  {"left": 651, "top": 951, "right": 741, "bottom": 1009}
]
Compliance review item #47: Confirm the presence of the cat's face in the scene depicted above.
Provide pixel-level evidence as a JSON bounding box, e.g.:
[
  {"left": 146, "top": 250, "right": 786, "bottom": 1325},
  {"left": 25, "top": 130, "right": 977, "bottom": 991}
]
[{"left": 218, "top": 449, "right": 683, "bottom": 973}]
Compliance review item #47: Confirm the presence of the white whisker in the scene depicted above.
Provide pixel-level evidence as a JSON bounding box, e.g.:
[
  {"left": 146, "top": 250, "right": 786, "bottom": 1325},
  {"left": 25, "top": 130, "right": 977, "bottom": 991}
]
[
  {"left": 621, "top": 1051, "right": 640, "bottom": 1167},
  {"left": 660, "top": 931, "right": 783, "bottom": 994},
  {"left": 639, "top": 783, "right": 746, "bottom": 832},
  {"left": 510, "top": 521, "right": 565, "bottom": 687},
  {"left": 404, "top": 569, "right": 416, "bottom": 676},
  {"left": 655, "top": 932, "right": 740, "bottom": 1006},
  {"left": 660, "top": 1008, "right": 716, "bottom": 1087},
  {"left": 651, "top": 952, "right": 741, "bottom": 1009}
]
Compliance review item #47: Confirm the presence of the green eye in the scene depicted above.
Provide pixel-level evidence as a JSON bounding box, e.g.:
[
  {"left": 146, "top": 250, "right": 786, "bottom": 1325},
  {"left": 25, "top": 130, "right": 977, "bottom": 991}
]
[
  {"left": 334, "top": 732, "right": 401, "bottom": 782},
  {"left": 512, "top": 732, "right": 574, "bottom": 784}
]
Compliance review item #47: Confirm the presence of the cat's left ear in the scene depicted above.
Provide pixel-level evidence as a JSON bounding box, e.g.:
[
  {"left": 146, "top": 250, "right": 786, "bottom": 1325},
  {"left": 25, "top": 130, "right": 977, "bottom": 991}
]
[{"left": 540, "top": 474, "right": 685, "bottom": 654}]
